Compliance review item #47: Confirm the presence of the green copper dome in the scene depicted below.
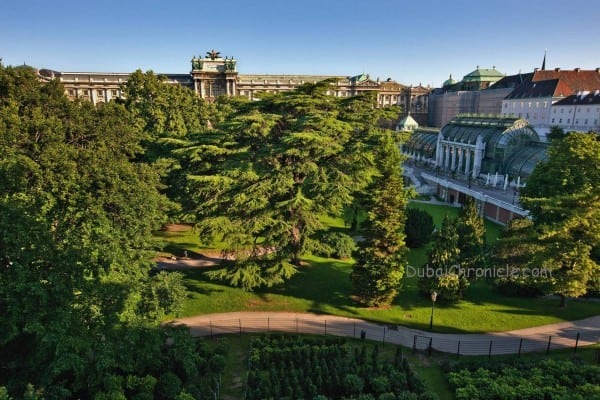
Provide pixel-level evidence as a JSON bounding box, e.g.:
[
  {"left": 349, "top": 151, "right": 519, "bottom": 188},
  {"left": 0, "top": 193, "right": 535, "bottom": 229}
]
[
  {"left": 443, "top": 74, "right": 457, "bottom": 87},
  {"left": 462, "top": 66, "right": 504, "bottom": 83}
]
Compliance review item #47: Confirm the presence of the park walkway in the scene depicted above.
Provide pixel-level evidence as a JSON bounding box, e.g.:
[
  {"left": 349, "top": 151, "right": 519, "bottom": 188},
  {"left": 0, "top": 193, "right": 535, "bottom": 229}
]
[{"left": 172, "top": 311, "right": 600, "bottom": 356}]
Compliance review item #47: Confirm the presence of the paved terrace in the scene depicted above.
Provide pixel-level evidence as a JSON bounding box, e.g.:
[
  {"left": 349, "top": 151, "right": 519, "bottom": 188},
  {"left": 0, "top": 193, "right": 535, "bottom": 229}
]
[{"left": 406, "top": 162, "right": 523, "bottom": 206}]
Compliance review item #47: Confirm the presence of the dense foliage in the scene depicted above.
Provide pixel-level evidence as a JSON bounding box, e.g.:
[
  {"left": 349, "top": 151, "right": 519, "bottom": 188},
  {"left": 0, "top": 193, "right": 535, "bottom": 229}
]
[
  {"left": 316, "top": 232, "right": 357, "bottom": 259},
  {"left": 418, "top": 201, "right": 485, "bottom": 302},
  {"left": 246, "top": 335, "right": 437, "bottom": 400},
  {"left": 168, "top": 81, "right": 404, "bottom": 290},
  {"left": 0, "top": 64, "right": 193, "bottom": 398},
  {"left": 493, "top": 132, "right": 600, "bottom": 305},
  {"left": 403, "top": 208, "right": 434, "bottom": 248},
  {"left": 351, "top": 133, "right": 410, "bottom": 306},
  {"left": 446, "top": 358, "right": 600, "bottom": 400}
]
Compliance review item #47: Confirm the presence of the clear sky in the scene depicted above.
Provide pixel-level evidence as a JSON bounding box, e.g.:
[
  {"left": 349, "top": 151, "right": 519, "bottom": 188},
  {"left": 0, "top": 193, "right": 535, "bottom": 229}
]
[{"left": 1, "top": 0, "right": 599, "bottom": 88}]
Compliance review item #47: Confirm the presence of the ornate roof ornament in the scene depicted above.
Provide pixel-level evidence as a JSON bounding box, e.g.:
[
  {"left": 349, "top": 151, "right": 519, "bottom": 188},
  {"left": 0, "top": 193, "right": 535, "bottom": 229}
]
[{"left": 206, "top": 49, "right": 221, "bottom": 60}]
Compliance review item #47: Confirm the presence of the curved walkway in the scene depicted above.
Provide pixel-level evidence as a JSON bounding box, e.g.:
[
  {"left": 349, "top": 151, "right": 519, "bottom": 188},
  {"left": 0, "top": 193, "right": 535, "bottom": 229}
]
[{"left": 172, "top": 311, "right": 600, "bottom": 356}]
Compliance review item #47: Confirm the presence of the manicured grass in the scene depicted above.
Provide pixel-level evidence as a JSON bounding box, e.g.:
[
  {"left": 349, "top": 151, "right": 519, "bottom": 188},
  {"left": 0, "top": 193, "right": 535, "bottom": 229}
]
[
  {"left": 177, "top": 253, "right": 599, "bottom": 333},
  {"left": 153, "top": 223, "right": 230, "bottom": 258},
  {"left": 160, "top": 205, "right": 598, "bottom": 333},
  {"left": 408, "top": 202, "right": 502, "bottom": 243}
]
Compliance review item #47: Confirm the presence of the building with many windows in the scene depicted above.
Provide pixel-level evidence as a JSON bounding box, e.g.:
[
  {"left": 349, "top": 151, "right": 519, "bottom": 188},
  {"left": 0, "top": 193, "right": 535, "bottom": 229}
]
[
  {"left": 550, "top": 90, "right": 600, "bottom": 133},
  {"left": 500, "top": 68, "right": 600, "bottom": 138},
  {"left": 37, "top": 50, "right": 430, "bottom": 113},
  {"left": 427, "top": 66, "right": 508, "bottom": 127},
  {"left": 402, "top": 115, "right": 548, "bottom": 224}
]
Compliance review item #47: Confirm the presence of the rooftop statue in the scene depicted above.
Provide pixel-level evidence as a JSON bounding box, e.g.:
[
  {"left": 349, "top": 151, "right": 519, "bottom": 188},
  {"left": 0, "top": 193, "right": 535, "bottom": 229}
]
[{"left": 206, "top": 49, "right": 221, "bottom": 60}]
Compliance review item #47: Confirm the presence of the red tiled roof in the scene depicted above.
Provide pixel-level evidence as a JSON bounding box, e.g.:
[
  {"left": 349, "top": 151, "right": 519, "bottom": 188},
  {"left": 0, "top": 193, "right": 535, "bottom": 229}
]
[
  {"left": 533, "top": 69, "right": 600, "bottom": 92},
  {"left": 552, "top": 80, "right": 574, "bottom": 97}
]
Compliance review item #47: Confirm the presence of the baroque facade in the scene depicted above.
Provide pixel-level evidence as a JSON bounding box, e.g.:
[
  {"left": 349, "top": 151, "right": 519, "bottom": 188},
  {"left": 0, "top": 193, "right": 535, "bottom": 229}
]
[{"left": 38, "top": 50, "right": 430, "bottom": 112}]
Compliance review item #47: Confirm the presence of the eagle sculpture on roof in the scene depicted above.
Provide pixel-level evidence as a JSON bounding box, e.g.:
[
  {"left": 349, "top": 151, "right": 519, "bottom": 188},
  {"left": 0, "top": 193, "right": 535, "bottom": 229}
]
[{"left": 206, "top": 50, "right": 221, "bottom": 60}]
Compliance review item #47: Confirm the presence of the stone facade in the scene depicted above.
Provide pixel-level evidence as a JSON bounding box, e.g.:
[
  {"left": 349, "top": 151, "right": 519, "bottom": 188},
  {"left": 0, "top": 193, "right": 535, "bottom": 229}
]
[{"left": 38, "top": 50, "right": 430, "bottom": 111}]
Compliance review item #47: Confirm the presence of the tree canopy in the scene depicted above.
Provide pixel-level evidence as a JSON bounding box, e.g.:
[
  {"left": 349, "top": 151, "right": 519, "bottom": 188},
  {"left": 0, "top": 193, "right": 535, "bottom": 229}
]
[
  {"left": 495, "top": 132, "right": 600, "bottom": 305},
  {"left": 351, "top": 132, "right": 410, "bottom": 306},
  {"left": 0, "top": 64, "right": 189, "bottom": 397},
  {"left": 170, "top": 82, "right": 401, "bottom": 290}
]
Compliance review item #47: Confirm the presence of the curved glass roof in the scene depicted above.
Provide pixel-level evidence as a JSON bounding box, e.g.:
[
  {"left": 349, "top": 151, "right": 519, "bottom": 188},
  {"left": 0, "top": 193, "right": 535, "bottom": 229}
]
[
  {"left": 440, "top": 115, "right": 540, "bottom": 152},
  {"left": 503, "top": 142, "right": 548, "bottom": 177},
  {"left": 404, "top": 129, "right": 439, "bottom": 159}
]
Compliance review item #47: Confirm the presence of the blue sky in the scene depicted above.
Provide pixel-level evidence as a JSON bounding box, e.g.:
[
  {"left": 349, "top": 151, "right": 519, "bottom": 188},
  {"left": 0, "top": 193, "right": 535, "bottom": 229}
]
[{"left": 1, "top": 0, "right": 599, "bottom": 88}]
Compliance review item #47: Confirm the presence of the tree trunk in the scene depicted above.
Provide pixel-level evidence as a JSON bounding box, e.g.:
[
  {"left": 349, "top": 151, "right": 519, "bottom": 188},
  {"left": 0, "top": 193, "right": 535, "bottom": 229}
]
[{"left": 559, "top": 294, "right": 567, "bottom": 308}]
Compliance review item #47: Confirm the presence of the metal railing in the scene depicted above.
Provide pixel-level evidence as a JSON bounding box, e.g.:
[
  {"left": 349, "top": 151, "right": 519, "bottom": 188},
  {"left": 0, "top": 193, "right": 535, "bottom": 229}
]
[{"left": 182, "top": 315, "right": 600, "bottom": 359}]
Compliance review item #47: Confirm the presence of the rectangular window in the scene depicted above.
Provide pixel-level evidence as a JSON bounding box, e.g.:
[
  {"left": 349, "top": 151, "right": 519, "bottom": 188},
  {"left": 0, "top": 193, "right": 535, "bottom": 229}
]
[
  {"left": 559, "top": 118, "right": 562, "bottom": 123},
  {"left": 97, "top": 90, "right": 103, "bottom": 96},
  {"left": 83, "top": 90, "right": 89, "bottom": 95},
  {"left": 567, "top": 119, "right": 570, "bottom": 123},
  {"left": 552, "top": 118, "right": 555, "bottom": 123},
  {"left": 111, "top": 90, "right": 118, "bottom": 96},
  {"left": 68, "top": 90, "right": 75, "bottom": 96}
]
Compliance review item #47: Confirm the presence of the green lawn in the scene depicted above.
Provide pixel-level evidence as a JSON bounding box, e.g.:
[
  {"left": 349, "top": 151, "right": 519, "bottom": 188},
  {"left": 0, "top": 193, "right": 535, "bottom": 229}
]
[
  {"left": 176, "top": 254, "right": 599, "bottom": 333},
  {"left": 159, "top": 204, "right": 599, "bottom": 333},
  {"left": 407, "top": 202, "right": 502, "bottom": 243}
]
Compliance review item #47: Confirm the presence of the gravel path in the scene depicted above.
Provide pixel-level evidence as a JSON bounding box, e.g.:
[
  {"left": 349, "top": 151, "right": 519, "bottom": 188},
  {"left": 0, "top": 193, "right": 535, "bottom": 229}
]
[{"left": 171, "top": 311, "right": 600, "bottom": 356}]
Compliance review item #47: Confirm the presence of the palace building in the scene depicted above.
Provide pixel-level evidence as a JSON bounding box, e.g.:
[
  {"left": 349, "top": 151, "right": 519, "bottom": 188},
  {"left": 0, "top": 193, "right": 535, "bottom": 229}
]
[{"left": 37, "top": 50, "right": 430, "bottom": 117}]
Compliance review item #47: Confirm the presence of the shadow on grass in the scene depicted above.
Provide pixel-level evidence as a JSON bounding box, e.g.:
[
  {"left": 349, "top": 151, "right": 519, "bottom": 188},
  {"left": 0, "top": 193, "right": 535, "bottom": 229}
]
[
  {"left": 180, "top": 269, "right": 224, "bottom": 297},
  {"left": 265, "top": 256, "right": 360, "bottom": 316}
]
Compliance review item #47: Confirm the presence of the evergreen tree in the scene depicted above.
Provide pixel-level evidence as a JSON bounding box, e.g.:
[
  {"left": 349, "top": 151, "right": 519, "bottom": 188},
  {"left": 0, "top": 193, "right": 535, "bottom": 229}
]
[
  {"left": 456, "top": 196, "right": 486, "bottom": 271},
  {"left": 418, "top": 215, "right": 469, "bottom": 301},
  {"left": 175, "top": 82, "right": 388, "bottom": 289},
  {"left": 351, "top": 133, "right": 410, "bottom": 306},
  {"left": 404, "top": 208, "right": 434, "bottom": 248}
]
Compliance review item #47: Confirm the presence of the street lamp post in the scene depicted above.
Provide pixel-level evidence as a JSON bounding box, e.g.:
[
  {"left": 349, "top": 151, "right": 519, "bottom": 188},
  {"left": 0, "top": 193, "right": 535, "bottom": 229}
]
[{"left": 429, "top": 291, "right": 438, "bottom": 330}]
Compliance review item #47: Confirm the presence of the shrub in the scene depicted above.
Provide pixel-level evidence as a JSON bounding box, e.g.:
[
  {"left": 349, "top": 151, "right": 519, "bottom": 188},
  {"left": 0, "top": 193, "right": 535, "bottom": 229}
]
[
  {"left": 156, "top": 372, "right": 182, "bottom": 400},
  {"left": 419, "top": 273, "right": 469, "bottom": 302},
  {"left": 404, "top": 208, "right": 435, "bottom": 248},
  {"left": 318, "top": 232, "right": 357, "bottom": 259}
]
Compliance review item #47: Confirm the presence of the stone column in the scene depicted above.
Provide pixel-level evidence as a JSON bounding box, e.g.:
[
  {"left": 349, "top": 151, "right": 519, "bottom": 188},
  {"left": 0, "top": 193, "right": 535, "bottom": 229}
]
[
  {"left": 465, "top": 149, "right": 472, "bottom": 175},
  {"left": 444, "top": 145, "right": 450, "bottom": 170},
  {"left": 457, "top": 148, "right": 464, "bottom": 173},
  {"left": 200, "top": 80, "right": 205, "bottom": 98},
  {"left": 435, "top": 135, "right": 443, "bottom": 166},
  {"left": 473, "top": 135, "right": 485, "bottom": 178},
  {"left": 450, "top": 146, "right": 457, "bottom": 171}
]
